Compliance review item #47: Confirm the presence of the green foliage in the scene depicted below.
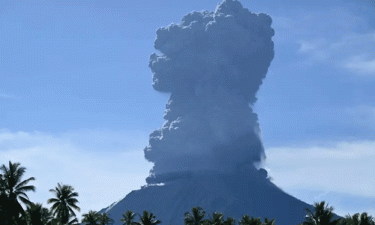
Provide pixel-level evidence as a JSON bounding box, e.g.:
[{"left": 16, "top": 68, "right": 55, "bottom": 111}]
[
  {"left": 121, "top": 210, "right": 138, "bottom": 225},
  {"left": 0, "top": 161, "right": 36, "bottom": 225},
  {"left": 184, "top": 207, "right": 206, "bottom": 225},
  {"left": 47, "top": 216, "right": 79, "bottom": 225},
  {"left": 0, "top": 192, "right": 12, "bottom": 224},
  {"left": 82, "top": 210, "right": 100, "bottom": 225},
  {"left": 25, "top": 202, "right": 52, "bottom": 225},
  {"left": 263, "top": 218, "right": 275, "bottom": 225},
  {"left": 238, "top": 215, "right": 262, "bottom": 225},
  {"left": 47, "top": 183, "right": 80, "bottom": 224},
  {"left": 205, "top": 212, "right": 225, "bottom": 225},
  {"left": 81, "top": 211, "right": 115, "bottom": 225},
  {"left": 98, "top": 213, "right": 114, "bottom": 225},
  {"left": 301, "top": 201, "right": 340, "bottom": 225},
  {"left": 137, "top": 211, "right": 161, "bottom": 225},
  {"left": 341, "top": 213, "right": 375, "bottom": 225},
  {"left": 223, "top": 217, "right": 236, "bottom": 225}
]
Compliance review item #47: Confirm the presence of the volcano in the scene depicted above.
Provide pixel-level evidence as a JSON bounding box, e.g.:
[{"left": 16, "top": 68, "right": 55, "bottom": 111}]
[
  {"left": 100, "top": 0, "right": 314, "bottom": 224},
  {"left": 100, "top": 170, "right": 312, "bottom": 225}
]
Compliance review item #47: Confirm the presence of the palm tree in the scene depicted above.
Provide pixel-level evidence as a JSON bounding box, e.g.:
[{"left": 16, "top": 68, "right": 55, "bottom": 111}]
[
  {"left": 25, "top": 202, "right": 52, "bottom": 225},
  {"left": 302, "top": 201, "right": 340, "bottom": 225},
  {"left": 98, "top": 213, "right": 114, "bottom": 225},
  {"left": 82, "top": 210, "right": 100, "bottom": 225},
  {"left": 205, "top": 212, "right": 225, "bottom": 225},
  {"left": 238, "top": 215, "right": 262, "bottom": 225},
  {"left": 121, "top": 211, "right": 137, "bottom": 225},
  {"left": 341, "top": 213, "right": 375, "bottom": 225},
  {"left": 0, "top": 189, "right": 9, "bottom": 222},
  {"left": 184, "top": 207, "right": 206, "bottom": 225},
  {"left": 48, "top": 216, "right": 79, "bottom": 225},
  {"left": 0, "top": 190, "right": 12, "bottom": 225},
  {"left": 47, "top": 183, "right": 80, "bottom": 224},
  {"left": 0, "top": 161, "right": 36, "bottom": 224},
  {"left": 67, "top": 217, "right": 80, "bottom": 225},
  {"left": 137, "top": 211, "right": 161, "bottom": 225},
  {"left": 263, "top": 218, "right": 275, "bottom": 225},
  {"left": 223, "top": 217, "right": 236, "bottom": 225}
]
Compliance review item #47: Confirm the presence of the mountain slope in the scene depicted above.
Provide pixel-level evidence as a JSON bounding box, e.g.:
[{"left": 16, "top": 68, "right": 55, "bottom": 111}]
[{"left": 101, "top": 170, "right": 314, "bottom": 225}]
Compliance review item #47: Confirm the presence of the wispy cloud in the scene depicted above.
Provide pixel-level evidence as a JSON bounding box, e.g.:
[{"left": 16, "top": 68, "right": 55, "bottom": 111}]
[
  {"left": 298, "top": 39, "right": 329, "bottom": 61},
  {"left": 265, "top": 139, "right": 375, "bottom": 196},
  {"left": 272, "top": 5, "right": 375, "bottom": 76},
  {"left": 282, "top": 188, "right": 375, "bottom": 217},
  {"left": 265, "top": 139, "right": 375, "bottom": 216},
  {"left": 297, "top": 32, "right": 375, "bottom": 75},
  {"left": 344, "top": 55, "right": 375, "bottom": 75},
  {"left": 1, "top": 132, "right": 374, "bottom": 218},
  {"left": 0, "top": 129, "right": 153, "bottom": 218},
  {"left": 272, "top": 7, "right": 366, "bottom": 40}
]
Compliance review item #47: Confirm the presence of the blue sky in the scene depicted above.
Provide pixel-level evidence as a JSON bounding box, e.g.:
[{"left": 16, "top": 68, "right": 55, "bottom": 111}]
[{"left": 1, "top": 0, "right": 375, "bottom": 220}]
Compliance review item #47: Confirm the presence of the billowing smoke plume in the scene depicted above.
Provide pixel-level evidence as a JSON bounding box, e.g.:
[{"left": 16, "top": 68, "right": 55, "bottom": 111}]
[{"left": 144, "top": 0, "right": 274, "bottom": 183}]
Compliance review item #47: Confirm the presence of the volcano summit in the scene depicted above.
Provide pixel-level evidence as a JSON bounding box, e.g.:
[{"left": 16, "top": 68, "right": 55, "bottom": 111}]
[{"left": 101, "top": 1, "right": 312, "bottom": 224}]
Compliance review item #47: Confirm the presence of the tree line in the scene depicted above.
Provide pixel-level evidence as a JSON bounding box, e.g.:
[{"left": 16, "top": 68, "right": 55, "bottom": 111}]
[{"left": 1, "top": 161, "right": 374, "bottom": 225}]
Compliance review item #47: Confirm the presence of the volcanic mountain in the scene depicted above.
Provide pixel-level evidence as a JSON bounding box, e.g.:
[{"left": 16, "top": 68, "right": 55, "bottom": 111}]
[
  {"left": 100, "top": 1, "right": 314, "bottom": 224},
  {"left": 100, "top": 169, "right": 313, "bottom": 225}
]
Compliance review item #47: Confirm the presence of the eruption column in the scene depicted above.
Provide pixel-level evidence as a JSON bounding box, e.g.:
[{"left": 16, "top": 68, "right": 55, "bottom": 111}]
[{"left": 144, "top": 0, "right": 275, "bottom": 183}]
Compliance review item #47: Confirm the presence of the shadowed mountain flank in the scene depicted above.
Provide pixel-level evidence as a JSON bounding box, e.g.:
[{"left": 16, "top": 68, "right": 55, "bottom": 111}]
[
  {"left": 101, "top": 0, "right": 314, "bottom": 224},
  {"left": 101, "top": 171, "right": 313, "bottom": 225}
]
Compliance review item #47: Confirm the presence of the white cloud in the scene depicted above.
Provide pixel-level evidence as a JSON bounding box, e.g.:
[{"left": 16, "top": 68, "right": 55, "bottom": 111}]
[
  {"left": 271, "top": 5, "right": 375, "bottom": 76},
  {"left": 345, "top": 55, "right": 375, "bottom": 75},
  {"left": 297, "top": 32, "right": 375, "bottom": 75},
  {"left": 0, "top": 129, "right": 153, "bottom": 219},
  {"left": 2, "top": 129, "right": 375, "bottom": 219},
  {"left": 265, "top": 139, "right": 375, "bottom": 197},
  {"left": 298, "top": 41, "right": 318, "bottom": 53},
  {"left": 298, "top": 39, "right": 329, "bottom": 61},
  {"left": 272, "top": 7, "right": 366, "bottom": 40},
  {"left": 265, "top": 139, "right": 375, "bottom": 216},
  {"left": 279, "top": 188, "right": 375, "bottom": 217}
]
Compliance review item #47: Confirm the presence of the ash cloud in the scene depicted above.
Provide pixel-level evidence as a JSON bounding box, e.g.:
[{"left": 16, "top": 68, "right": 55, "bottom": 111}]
[{"left": 144, "top": 0, "right": 274, "bottom": 183}]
